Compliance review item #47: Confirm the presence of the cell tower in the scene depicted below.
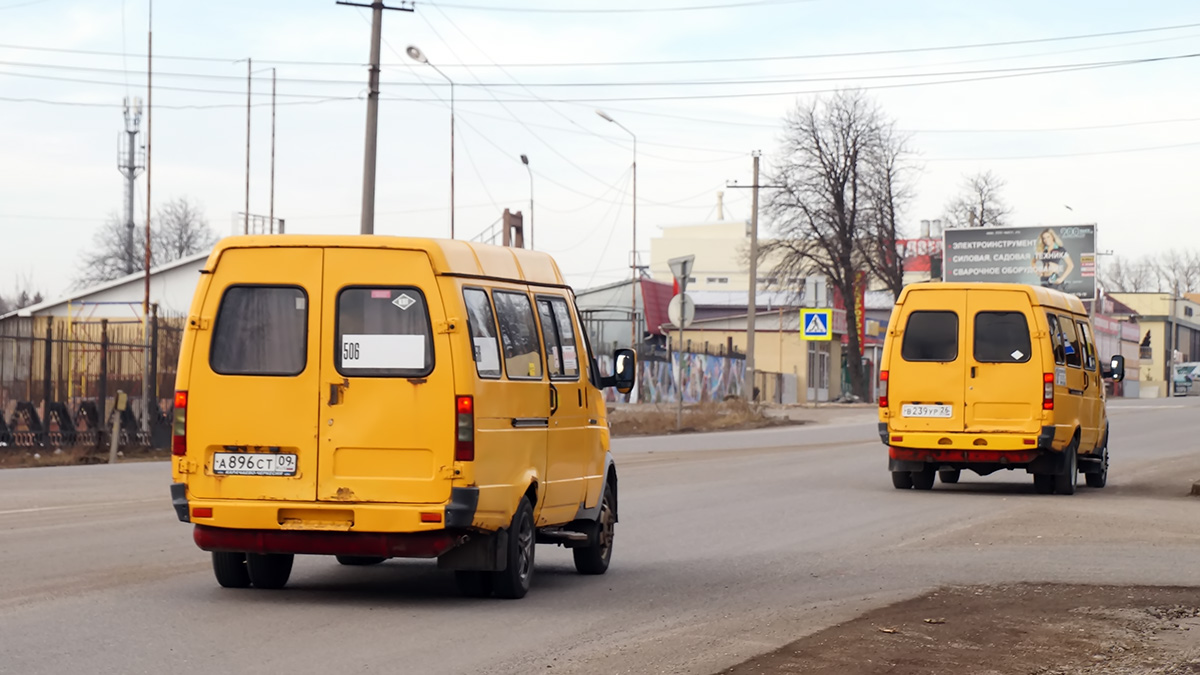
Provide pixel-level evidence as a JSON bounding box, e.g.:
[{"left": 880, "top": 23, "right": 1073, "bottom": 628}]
[{"left": 117, "top": 97, "right": 146, "bottom": 275}]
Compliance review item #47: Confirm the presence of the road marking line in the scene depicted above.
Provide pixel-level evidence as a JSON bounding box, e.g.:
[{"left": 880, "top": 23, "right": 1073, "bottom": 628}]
[{"left": 0, "top": 497, "right": 160, "bottom": 516}]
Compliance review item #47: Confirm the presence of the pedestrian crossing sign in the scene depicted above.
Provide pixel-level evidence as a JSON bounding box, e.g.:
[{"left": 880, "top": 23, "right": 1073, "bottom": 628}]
[{"left": 801, "top": 309, "right": 833, "bottom": 341}]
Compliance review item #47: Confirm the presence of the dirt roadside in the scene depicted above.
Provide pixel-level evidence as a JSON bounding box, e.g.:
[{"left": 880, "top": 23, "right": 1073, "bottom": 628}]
[{"left": 715, "top": 583, "right": 1200, "bottom": 675}]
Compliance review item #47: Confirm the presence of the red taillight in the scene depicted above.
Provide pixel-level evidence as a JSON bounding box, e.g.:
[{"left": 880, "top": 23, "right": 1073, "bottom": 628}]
[
  {"left": 172, "top": 391, "right": 188, "bottom": 456},
  {"left": 192, "top": 507, "right": 212, "bottom": 518},
  {"left": 1042, "top": 373, "right": 1054, "bottom": 410},
  {"left": 455, "top": 395, "right": 474, "bottom": 461},
  {"left": 879, "top": 371, "right": 889, "bottom": 408}
]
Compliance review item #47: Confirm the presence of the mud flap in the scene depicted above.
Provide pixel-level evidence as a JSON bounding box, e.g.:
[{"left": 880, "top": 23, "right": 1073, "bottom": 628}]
[{"left": 437, "top": 530, "right": 508, "bottom": 572}]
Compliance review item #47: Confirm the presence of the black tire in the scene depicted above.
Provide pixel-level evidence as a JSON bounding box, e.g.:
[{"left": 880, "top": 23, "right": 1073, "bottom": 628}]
[
  {"left": 455, "top": 570, "right": 494, "bottom": 598},
  {"left": 573, "top": 484, "right": 615, "bottom": 575},
  {"left": 1033, "top": 473, "right": 1055, "bottom": 494},
  {"left": 911, "top": 467, "right": 936, "bottom": 491},
  {"left": 336, "top": 555, "right": 386, "bottom": 566},
  {"left": 891, "top": 471, "right": 913, "bottom": 489},
  {"left": 1085, "top": 442, "right": 1108, "bottom": 489},
  {"left": 1055, "top": 438, "right": 1078, "bottom": 496},
  {"left": 246, "top": 553, "right": 294, "bottom": 590},
  {"left": 491, "top": 497, "right": 535, "bottom": 599},
  {"left": 212, "top": 552, "right": 251, "bottom": 589},
  {"left": 938, "top": 470, "right": 961, "bottom": 484}
]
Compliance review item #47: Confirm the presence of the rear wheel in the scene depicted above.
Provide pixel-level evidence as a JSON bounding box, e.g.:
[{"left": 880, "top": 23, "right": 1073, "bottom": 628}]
[
  {"left": 1055, "top": 438, "right": 1078, "bottom": 496},
  {"left": 911, "top": 467, "right": 936, "bottom": 491},
  {"left": 891, "top": 471, "right": 914, "bottom": 489},
  {"left": 336, "top": 556, "right": 386, "bottom": 566},
  {"left": 573, "top": 484, "right": 615, "bottom": 575},
  {"left": 491, "top": 497, "right": 535, "bottom": 599},
  {"left": 212, "top": 552, "right": 251, "bottom": 589},
  {"left": 938, "top": 469, "right": 961, "bottom": 484},
  {"left": 1085, "top": 439, "right": 1109, "bottom": 489},
  {"left": 246, "top": 553, "right": 294, "bottom": 589}
]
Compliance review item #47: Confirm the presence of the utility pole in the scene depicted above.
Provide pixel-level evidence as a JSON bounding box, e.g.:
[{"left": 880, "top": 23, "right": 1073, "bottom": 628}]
[
  {"left": 244, "top": 57, "right": 251, "bottom": 235},
  {"left": 339, "top": 0, "right": 413, "bottom": 235},
  {"left": 141, "top": 0, "right": 154, "bottom": 436},
  {"left": 270, "top": 67, "right": 276, "bottom": 230},
  {"left": 745, "top": 152, "right": 760, "bottom": 403},
  {"left": 117, "top": 97, "right": 144, "bottom": 275},
  {"left": 726, "top": 152, "right": 784, "bottom": 403}
]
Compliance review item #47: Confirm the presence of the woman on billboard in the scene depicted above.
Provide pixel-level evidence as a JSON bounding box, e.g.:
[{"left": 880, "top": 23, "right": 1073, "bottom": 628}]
[{"left": 1031, "top": 228, "right": 1075, "bottom": 288}]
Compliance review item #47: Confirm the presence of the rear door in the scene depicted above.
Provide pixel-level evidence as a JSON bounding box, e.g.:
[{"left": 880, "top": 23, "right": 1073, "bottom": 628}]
[
  {"left": 186, "top": 247, "right": 322, "bottom": 501},
  {"left": 964, "top": 292, "right": 1042, "bottom": 434},
  {"left": 317, "top": 247, "right": 454, "bottom": 505},
  {"left": 888, "top": 290, "right": 966, "bottom": 433}
]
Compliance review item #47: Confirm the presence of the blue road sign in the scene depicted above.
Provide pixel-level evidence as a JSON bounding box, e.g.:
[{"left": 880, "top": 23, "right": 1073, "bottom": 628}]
[{"left": 801, "top": 309, "right": 833, "bottom": 341}]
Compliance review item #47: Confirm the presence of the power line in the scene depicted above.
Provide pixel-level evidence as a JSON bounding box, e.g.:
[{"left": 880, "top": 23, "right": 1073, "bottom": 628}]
[
  {"left": 907, "top": 116, "right": 1200, "bottom": 134},
  {"left": 427, "top": 0, "right": 813, "bottom": 13},
  {"left": 0, "top": 94, "right": 356, "bottom": 109},
  {"left": 927, "top": 139, "right": 1200, "bottom": 161},
  {"left": 2, "top": 19, "right": 1200, "bottom": 68}
]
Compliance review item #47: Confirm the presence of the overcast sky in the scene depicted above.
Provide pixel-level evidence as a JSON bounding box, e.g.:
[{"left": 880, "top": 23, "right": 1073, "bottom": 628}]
[{"left": 2, "top": 0, "right": 1198, "bottom": 299}]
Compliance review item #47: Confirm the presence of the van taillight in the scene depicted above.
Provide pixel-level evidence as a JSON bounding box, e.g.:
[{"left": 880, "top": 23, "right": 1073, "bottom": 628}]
[
  {"left": 1042, "top": 373, "right": 1055, "bottom": 410},
  {"left": 879, "top": 371, "right": 888, "bottom": 408},
  {"left": 172, "top": 391, "right": 188, "bottom": 456},
  {"left": 455, "top": 395, "right": 474, "bottom": 462}
]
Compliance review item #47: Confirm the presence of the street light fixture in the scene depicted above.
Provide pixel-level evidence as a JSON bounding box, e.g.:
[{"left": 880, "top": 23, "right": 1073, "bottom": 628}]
[
  {"left": 595, "top": 109, "right": 638, "bottom": 350},
  {"left": 520, "top": 154, "right": 534, "bottom": 250},
  {"left": 407, "top": 45, "right": 455, "bottom": 239}
]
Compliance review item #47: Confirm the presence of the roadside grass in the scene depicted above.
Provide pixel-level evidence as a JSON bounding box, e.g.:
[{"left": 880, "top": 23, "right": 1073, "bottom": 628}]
[{"left": 608, "top": 399, "right": 803, "bottom": 437}]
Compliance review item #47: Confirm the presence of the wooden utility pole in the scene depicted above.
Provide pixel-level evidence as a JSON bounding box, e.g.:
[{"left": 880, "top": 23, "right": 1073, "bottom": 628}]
[
  {"left": 337, "top": 0, "right": 413, "bottom": 235},
  {"left": 744, "top": 152, "right": 760, "bottom": 402}
]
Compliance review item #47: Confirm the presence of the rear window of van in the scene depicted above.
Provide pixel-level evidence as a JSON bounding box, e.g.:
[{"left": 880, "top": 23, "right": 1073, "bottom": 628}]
[
  {"left": 974, "top": 312, "right": 1032, "bottom": 363},
  {"left": 210, "top": 286, "right": 308, "bottom": 376},
  {"left": 336, "top": 287, "right": 433, "bottom": 377},
  {"left": 901, "top": 311, "right": 958, "bottom": 362}
]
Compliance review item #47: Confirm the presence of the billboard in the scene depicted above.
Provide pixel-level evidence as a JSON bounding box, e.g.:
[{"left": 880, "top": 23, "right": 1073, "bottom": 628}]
[
  {"left": 942, "top": 225, "right": 1097, "bottom": 300},
  {"left": 895, "top": 238, "right": 944, "bottom": 272}
]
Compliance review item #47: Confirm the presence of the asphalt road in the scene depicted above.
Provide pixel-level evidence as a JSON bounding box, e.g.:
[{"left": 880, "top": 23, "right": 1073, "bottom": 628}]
[{"left": 1, "top": 399, "right": 1198, "bottom": 675}]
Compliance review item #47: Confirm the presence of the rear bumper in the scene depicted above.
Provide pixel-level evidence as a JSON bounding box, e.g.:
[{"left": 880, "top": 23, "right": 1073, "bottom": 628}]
[
  {"left": 169, "top": 484, "right": 480, "bottom": 532},
  {"left": 888, "top": 445, "right": 1065, "bottom": 475},
  {"left": 194, "top": 524, "right": 468, "bottom": 558},
  {"left": 882, "top": 425, "right": 1059, "bottom": 452}
]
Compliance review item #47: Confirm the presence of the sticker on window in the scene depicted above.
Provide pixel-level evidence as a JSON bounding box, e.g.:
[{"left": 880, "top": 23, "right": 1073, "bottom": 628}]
[
  {"left": 295, "top": 296, "right": 306, "bottom": 310},
  {"left": 1055, "top": 366, "right": 1067, "bottom": 386},
  {"left": 392, "top": 293, "right": 416, "bottom": 311},
  {"left": 371, "top": 290, "right": 391, "bottom": 299},
  {"left": 473, "top": 337, "right": 500, "bottom": 373},
  {"left": 341, "top": 334, "right": 425, "bottom": 370},
  {"left": 562, "top": 345, "right": 578, "bottom": 371},
  {"left": 1010, "top": 350, "right": 1024, "bottom": 360}
]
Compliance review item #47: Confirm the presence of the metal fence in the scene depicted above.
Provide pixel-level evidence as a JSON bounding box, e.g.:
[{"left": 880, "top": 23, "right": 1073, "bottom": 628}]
[{"left": 0, "top": 312, "right": 184, "bottom": 450}]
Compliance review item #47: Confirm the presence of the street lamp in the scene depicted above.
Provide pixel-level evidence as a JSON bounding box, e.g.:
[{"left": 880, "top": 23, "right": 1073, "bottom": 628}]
[
  {"left": 407, "top": 45, "right": 455, "bottom": 239},
  {"left": 595, "top": 109, "right": 638, "bottom": 350},
  {"left": 520, "top": 154, "right": 534, "bottom": 250}
]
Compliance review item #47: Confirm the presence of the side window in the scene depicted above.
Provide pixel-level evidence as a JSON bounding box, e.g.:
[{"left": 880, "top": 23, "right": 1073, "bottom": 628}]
[
  {"left": 1045, "top": 313, "right": 1066, "bottom": 365},
  {"left": 1077, "top": 321, "right": 1098, "bottom": 371},
  {"left": 974, "top": 312, "right": 1031, "bottom": 363},
  {"left": 536, "top": 296, "right": 581, "bottom": 380},
  {"left": 1058, "top": 314, "right": 1082, "bottom": 368},
  {"left": 901, "top": 311, "right": 958, "bottom": 362},
  {"left": 493, "top": 291, "right": 543, "bottom": 380},
  {"left": 537, "top": 299, "right": 563, "bottom": 376},
  {"left": 336, "top": 287, "right": 433, "bottom": 377},
  {"left": 463, "top": 288, "right": 502, "bottom": 379},
  {"left": 211, "top": 285, "right": 308, "bottom": 376}
]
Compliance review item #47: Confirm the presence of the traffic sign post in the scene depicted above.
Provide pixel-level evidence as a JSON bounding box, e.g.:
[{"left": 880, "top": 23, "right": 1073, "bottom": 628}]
[
  {"left": 801, "top": 309, "right": 833, "bottom": 341},
  {"left": 667, "top": 255, "right": 696, "bottom": 430}
]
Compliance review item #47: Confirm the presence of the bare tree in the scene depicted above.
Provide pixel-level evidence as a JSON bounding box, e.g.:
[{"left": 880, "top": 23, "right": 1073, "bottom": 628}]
[
  {"left": 74, "top": 197, "right": 216, "bottom": 287},
  {"left": 1101, "top": 251, "right": 1200, "bottom": 294},
  {"left": 763, "top": 89, "right": 896, "bottom": 400},
  {"left": 1100, "top": 255, "right": 1156, "bottom": 293},
  {"left": 860, "top": 125, "right": 914, "bottom": 301},
  {"left": 944, "top": 170, "right": 1012, "bottom": 228},
  {"left": 157, "top": 197, "right": 217, "bottom": 261}
]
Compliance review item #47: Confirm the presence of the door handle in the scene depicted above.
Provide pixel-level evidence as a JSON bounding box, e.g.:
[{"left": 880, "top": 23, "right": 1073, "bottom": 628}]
[
  {"left": 970, "top": 366, "right": 976, "bottom": 378},
  {"left": 328, "top": 379, "right": 349, "bottom": 406},
  {"left": 550, "top": 384, "right": 559, "bottom": 415}
]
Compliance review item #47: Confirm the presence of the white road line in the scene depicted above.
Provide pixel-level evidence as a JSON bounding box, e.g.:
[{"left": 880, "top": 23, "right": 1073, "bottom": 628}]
[{"left": 0, "top": 498, "right": 160, "bottom": 517}]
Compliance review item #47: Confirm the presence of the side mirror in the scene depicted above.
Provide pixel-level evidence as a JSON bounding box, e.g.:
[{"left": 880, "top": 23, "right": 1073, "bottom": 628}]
[
  {"left": 1106, "top": 355, "right": 1126, "bottom": 383},
  {"left": 600, "top": 348, "right": 637, "bottom": 394}
]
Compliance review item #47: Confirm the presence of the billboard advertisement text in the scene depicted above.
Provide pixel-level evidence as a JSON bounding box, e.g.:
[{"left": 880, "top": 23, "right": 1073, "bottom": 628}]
[{"left": 942, "top": 225, "right": 1096, "bottom": 299}]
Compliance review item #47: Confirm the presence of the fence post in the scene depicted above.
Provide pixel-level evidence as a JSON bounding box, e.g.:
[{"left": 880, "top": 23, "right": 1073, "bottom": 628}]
[
  {"left": 99, "top": 319, "right": 109, "bottom": 451},
  {"left": 150, "top": 304, "right": 159, "bottom": 414},
  {"left": 42, "top": 322, "right": 53, "bottom": 413}
]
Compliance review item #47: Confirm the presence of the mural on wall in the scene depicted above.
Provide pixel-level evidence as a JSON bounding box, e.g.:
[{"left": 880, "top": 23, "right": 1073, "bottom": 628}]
[{"left": 599, "top": 352, "right": 746, "bottom": 403}]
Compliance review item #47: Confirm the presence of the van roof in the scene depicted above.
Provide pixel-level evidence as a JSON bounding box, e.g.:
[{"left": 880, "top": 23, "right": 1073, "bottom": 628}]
[
  {"left": 207, "top": 235, "right": 566, "bottom": 287},
  {"left": 897, "top": 282, "right": 1088, "bottom": 314}
]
